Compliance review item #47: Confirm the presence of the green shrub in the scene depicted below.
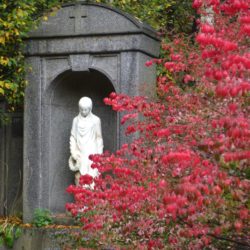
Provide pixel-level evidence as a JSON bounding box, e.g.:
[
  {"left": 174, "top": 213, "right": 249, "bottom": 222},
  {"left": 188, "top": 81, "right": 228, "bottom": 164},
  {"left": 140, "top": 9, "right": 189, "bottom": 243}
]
[
  {"left": 32, "top": 208, "right": 53, "bottom": 227},
  {"left": 0, "top": 221, "right": 21, "bottom": 248}
]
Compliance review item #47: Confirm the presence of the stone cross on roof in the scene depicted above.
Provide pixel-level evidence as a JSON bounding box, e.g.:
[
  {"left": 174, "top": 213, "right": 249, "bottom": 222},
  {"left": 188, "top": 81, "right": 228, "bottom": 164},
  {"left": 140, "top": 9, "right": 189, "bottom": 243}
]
[{"left": 69, "top": 4, "right": 88, "bottom": 33}]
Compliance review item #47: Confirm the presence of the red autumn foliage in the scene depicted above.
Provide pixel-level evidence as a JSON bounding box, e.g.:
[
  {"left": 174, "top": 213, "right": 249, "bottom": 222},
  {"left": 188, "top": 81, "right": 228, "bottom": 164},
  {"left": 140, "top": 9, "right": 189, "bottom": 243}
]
[{"left": 66, "top": 0, "right": 250, "bottom": 249}]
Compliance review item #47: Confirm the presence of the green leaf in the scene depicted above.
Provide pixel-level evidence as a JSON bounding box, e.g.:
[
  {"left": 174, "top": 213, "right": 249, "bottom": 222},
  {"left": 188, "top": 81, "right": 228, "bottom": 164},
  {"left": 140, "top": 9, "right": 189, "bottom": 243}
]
[
  {"left": 0, "top": 236, "right": 4, "bottom": 246},
  {"left": 15, "top": 227, "right": 22, "bottom": 239},
  {"left": 5, "top": 236, "right": 14, "bottom": 248},
  {"left": 5, "top": 227, "right": 14, "bottom": 248}
]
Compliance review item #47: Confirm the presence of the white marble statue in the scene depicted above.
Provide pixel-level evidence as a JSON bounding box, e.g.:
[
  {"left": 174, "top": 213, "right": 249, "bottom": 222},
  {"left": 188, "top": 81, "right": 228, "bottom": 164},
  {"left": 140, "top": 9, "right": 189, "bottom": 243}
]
[{"left": 69, "top": 97, "right": 103, "bottom": 185}]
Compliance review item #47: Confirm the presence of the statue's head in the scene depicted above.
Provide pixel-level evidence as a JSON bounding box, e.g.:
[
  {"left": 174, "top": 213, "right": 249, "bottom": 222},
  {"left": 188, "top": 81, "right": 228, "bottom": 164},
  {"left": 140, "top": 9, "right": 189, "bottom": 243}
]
[{"left": 79, "top": 97, "right": 92, "bottom": 117}]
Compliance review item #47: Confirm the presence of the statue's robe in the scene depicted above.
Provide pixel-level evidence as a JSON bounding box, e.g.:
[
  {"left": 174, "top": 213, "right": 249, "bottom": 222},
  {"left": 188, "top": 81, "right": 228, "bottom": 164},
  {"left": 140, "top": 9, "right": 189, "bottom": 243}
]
[{"left": 69, "top": 112, "right": 103, "bottom": 177}]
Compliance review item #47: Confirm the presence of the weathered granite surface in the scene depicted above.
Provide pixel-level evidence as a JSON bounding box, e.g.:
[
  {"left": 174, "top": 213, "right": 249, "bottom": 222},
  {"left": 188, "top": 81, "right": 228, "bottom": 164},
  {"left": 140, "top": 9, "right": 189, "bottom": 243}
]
[{"left": 23, "top": 1, "right": 160, "bottom": 222}]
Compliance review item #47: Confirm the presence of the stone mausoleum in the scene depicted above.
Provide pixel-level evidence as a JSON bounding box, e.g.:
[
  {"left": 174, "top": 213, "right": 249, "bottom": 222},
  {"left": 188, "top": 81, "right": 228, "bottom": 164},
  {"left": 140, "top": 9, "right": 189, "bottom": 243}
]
[{"left": 0, "top": 1, "right": 160, "bottom": 222}]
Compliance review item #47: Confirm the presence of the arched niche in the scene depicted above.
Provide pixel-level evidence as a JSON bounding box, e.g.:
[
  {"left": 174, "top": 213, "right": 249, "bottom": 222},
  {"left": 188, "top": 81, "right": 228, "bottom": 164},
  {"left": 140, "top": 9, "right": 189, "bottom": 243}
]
[{"left": 47, "top": 69, "right": 116, "bottom": 212}]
